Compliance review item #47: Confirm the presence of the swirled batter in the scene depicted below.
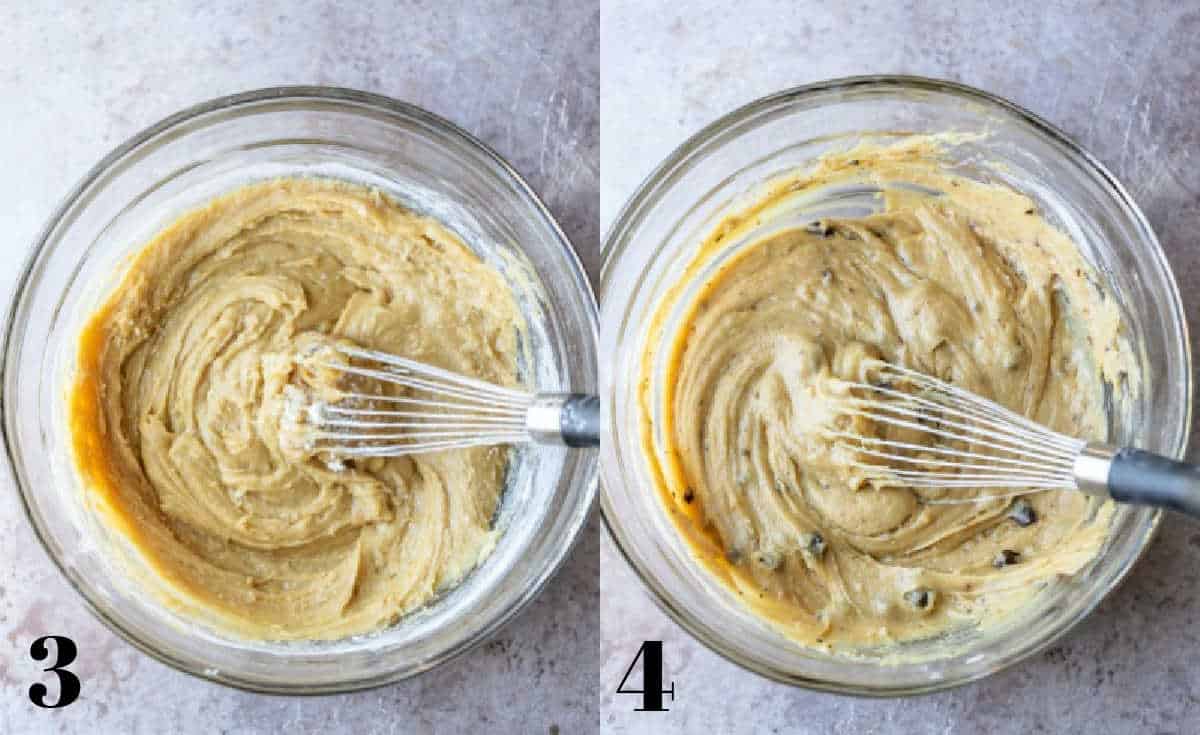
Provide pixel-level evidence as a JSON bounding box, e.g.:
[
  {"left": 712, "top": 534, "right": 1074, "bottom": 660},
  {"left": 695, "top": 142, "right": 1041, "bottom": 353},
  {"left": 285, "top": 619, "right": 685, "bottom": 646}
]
[
  {"left": 640, "top": 138, "right": 1136, "bottom": 651},
  {"left": 70, "top": 178, "right": 523, "bottom": 640}
]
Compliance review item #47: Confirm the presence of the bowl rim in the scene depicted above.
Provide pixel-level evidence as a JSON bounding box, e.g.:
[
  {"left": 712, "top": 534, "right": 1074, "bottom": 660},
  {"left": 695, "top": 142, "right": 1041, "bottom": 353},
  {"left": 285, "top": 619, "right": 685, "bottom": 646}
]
[
  {"left": 2, "top": 85, "right": 600, "bottom": 695},
  {"left": 599, "top": 73, "right": 1191, "bottom": 696}
]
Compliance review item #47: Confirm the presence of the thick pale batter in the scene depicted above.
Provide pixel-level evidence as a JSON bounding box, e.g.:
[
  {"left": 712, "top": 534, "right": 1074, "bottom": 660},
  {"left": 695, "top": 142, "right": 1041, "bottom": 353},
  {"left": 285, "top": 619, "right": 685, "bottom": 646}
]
[
  {"left": 640, "top": 138, "right": 1136, "bottom": 651},
  {"left": 70, "top": 178, "right": 523, "bottom": 640}
]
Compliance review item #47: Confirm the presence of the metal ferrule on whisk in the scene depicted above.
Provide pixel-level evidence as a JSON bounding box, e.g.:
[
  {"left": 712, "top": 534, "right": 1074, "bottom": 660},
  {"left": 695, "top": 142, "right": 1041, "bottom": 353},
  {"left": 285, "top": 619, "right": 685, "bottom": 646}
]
[
  {"left": 526, "top": 393, "right": 574, "bottom": 444},
  {"left": 1073, "top": 443, "right": 1118, "bottom": 498}
]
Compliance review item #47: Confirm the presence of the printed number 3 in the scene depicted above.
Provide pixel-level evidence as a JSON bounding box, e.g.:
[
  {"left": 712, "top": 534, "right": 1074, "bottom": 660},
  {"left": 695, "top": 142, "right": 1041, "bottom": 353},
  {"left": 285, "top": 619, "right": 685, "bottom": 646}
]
[{"left": 29, "top": 636, "right": 80, "bottom": 709}]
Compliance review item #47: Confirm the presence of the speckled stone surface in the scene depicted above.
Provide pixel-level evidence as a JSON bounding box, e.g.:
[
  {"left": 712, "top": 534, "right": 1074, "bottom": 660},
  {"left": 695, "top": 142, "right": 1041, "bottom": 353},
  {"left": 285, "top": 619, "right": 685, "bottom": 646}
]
[
  {"left": 601, "top": 2, "right": 1200, "bottom": 733},
  {"left": 0, "top": 2, "right": 597, "bottom": 733}
]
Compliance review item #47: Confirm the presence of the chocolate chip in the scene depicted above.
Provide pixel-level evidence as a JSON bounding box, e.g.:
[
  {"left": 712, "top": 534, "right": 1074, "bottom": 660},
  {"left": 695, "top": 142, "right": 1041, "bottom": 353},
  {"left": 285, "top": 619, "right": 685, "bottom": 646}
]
[
  {"left": 805, "top": 221, "right": 834, "bottom": 238},
  {"left": 993, "top": 549, "right": 1021, "bottom": 568},
  {"left": 904, "top": 588, "right": 935, "bottom": 610},
  {"left": 804, "top": 532, "right": 826, "bottom": 557},
  {"left": 1025, "top": 208, "right": 1035, "bottom": 215},
  {"left": 849, "top": 159, "right": 861, "bottom": 166},
  {"left": 683, "top": 487, "right": 695, "bottom": 504},
  {"left": 754, "top": 551, "right": 783, "bottom": 571},
  {"left": 1008, "top": 499, "right": 1037, "bottom": 527}
]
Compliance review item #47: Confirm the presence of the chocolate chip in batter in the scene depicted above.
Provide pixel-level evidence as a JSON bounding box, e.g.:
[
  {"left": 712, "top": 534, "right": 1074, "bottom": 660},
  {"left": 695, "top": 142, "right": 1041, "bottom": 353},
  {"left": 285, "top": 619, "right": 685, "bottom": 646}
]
[
  {"left": 805, "top": 221, "right": 835, "bottom": 238},
  {"left": 804, "top": 532, "right": 826, "bottom": 557},
  {"left": 754, "top": 550, "right": 783, "bottom": 571},
  {"left": 1008, "top": 499, "right": 1038, "bottom": 527},
  {"left": 904, "top": 588, "right": 936, "bottom": 610},
  {"left": 993, "top": 549, "right": 1021, "bottom": 568},
  {"left": 683, "top": 487, "right": 695, "bottom": 504}
]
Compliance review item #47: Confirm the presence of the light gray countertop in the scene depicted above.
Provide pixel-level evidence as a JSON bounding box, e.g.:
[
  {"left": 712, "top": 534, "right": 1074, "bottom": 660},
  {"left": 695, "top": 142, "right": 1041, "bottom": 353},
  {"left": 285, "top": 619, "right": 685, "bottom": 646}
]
[
  {"left": 600, "top": 2, "right": 1200, "bottom": 733},
  {"left": 0, "top": 2, "right": 598, "bottom": 733}
]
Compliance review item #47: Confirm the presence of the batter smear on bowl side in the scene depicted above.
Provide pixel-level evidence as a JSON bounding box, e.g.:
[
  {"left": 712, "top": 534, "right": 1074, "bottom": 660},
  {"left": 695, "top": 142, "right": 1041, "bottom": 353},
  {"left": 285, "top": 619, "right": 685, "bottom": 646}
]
[
  {"left": 639, "top": 138, "right": 1138, "bottom": 651},
  {"left": 70, "top": 178, "right": 524, "bottom": 640}
]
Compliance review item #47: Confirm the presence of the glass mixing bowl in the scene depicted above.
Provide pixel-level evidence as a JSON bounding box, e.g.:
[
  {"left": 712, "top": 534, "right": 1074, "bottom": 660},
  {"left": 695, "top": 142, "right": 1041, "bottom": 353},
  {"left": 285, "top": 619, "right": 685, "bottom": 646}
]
[
  {"left": 4, "top": 87, "right": 598, "bottom": 693},
  {"left": 599, "top": 76, "right": 1191, "bottom": 695}
]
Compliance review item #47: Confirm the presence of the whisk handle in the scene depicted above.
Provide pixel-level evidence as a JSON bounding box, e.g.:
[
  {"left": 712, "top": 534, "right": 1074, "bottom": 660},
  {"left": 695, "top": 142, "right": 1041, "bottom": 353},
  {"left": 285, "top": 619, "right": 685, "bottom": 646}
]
[
  {"left": 1106, "top": 448, "right": 1200, "bottom": 518},
  {"left": 526, "top": 393, "right": 600, "bottom": 448},
  {"left": 560, "top": 394, "right": 600, "bottom": 448}
]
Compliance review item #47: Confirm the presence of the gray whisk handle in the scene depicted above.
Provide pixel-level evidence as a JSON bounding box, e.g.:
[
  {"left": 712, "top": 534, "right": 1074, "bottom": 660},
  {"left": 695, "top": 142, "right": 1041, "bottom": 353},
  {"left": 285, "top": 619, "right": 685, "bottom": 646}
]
[
  {"left": 560, "top": 394, "right": 600, "bottom": 448},
  {"left": 1106, "top": 448, "right": 1200, "bottom": 518}
]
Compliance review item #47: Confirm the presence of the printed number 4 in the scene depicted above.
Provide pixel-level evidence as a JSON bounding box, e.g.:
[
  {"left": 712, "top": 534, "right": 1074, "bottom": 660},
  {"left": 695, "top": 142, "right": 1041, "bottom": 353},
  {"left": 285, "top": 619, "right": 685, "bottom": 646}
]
[
  {"left": 616, "top": 640, "right": 675, "bottom": 712},
  {"left": 29, "top": 636, "right": 80, "bottom": 709}
]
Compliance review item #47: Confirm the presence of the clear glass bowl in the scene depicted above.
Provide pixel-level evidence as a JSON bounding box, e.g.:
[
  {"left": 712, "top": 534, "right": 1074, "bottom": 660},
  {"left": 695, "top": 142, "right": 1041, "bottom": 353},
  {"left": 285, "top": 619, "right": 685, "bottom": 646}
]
[
  {"left": 4, "top": 87, "right": 598, "bottom": 693},
  {"left": 599, "top": 76, "right": 1191, "bottom": 695}
]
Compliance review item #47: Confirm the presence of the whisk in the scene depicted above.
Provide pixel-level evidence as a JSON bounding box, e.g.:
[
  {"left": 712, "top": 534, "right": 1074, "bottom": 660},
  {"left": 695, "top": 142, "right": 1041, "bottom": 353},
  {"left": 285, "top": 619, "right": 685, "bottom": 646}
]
[
  {"left": 291, "top": 345, "right": 599, "bottom": 458},
  {"left": 829, "top": 361, "right": 1200, "bottom": 517}
]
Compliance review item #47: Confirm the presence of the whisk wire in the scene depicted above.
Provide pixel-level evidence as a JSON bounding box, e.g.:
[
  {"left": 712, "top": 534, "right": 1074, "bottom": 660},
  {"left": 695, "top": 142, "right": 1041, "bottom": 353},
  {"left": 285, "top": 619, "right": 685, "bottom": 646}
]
[
  {"left": 335, "top": 345, "right": 530, "bottom": 401},
  {"left": 833, "top": 362, "right": 1087, "bottom": 499},
  {"left": 293, "top": 344, "right": 535, "bottom": 457},
  {"left": 830, "top": 431, "right": 1075, "bottom": 477},
  {"left": 328, "top": 434, "right": 531, "bottom": 458},
  {"left": 839, "top": 379, "right": 1081, "bottom": 457},
  {"left": 836, "top": 395, "right": 1079, "bottom": 469},
  {"left": 871, "top": 363, "right": 1082, "bottom": 450},
  {"left": 315, "top": 362, "right": 531, "bottom": 409},
  {"left": 329, "top": 393, "right": 528, "bottom": 416}
]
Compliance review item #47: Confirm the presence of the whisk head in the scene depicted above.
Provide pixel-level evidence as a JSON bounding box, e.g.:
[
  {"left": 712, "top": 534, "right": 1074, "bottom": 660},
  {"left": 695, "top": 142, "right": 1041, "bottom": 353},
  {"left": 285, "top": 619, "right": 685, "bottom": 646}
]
[
  {"left": 828, "top": 362, "right": 1086, "bottom": 503},
  {"left": 285, "top": 344, "right": 534, "bottom": 459}
]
